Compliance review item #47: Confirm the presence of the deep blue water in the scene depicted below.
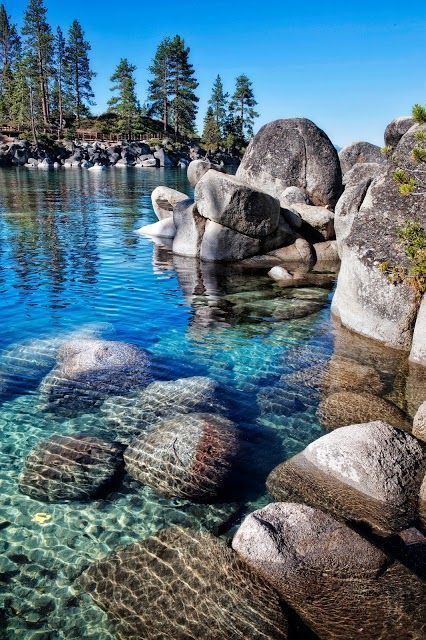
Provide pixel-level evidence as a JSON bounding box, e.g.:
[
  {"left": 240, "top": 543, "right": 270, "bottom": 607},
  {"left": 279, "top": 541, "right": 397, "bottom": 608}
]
[{"left": 0, "top": 167, "right": 416, "bottom": 639}]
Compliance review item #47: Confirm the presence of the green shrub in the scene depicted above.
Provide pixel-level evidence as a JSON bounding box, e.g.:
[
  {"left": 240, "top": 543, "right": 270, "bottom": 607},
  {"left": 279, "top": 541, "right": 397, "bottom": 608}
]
[{"left": 412, "top": 103, "right": 426, "bottom": 124}]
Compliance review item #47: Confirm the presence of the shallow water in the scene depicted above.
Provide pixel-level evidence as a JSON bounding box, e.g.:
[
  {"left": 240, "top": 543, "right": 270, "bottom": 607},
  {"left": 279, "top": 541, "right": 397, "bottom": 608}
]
[{"left": 0, "top": 167, "right": 423, "bottom": 639}]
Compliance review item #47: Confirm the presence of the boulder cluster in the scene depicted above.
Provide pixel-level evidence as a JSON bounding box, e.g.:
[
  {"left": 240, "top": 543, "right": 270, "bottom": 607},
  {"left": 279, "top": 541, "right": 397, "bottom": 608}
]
[
  {"left": 138, "top": 118, "right": 342, "bottom": 267},
  {"left": 0, "top": 137, "right": 239, "bottom": 169}
]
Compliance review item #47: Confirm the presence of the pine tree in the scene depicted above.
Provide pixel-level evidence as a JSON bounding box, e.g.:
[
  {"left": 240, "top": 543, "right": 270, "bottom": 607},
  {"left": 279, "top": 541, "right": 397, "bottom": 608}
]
[
  {"left": 208, "top": 74, "right": 228, "bottom": 137},
  {"left": 64, "top": 20, "right": 95, "bottom": 126},
  {"left": 108, "top": 58, "right": 140, "bottom": 139},
  {"left": 147, "top": 37, "right": 172, "bottom": 132},
  {"left": 0, "top": 3, "right": 21, "bottom": 122},
  {"left": 229, "top": 74, "right": 258, "bottom": 141},
  {"left": 169, "top": 35, "right": 198, "bottom": 137},
  {"left": 22, "top": 0, "right": 53, "bottom": 126},
  {"left": 202, "top": 106, "right": 221, "bottom": 151},
  {"left": 52, "top": 26, "right": 67, "bottom": 132}
]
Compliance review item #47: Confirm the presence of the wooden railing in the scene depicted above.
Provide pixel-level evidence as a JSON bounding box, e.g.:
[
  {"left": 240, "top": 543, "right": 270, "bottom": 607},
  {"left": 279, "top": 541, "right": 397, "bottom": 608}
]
[{"left": 0, "top": 124, "right": 164, "bottom": 144}]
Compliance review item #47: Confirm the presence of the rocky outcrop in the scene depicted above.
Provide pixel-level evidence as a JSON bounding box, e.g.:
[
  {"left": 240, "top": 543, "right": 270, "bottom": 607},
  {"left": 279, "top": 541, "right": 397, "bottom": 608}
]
[
  {"left": 124, "top": 413, "right": 239, "bottom": 499},
  {"left": 102, "top": 376, "right": 225, "bottom": 442},
  {"left": 232, "top": 502, "right": 425, "bottom": 639},
  {"left": 266, "top": 422, "right": 425, "bottom": 534},
  {"left": 339, "top": 141, "right": 386, "bottom": 175},
  {"left": 236, "top": 118, "right": 342, "bottom": 208},
  {"left": 77, "top": 527, "right": 288, "bottom": 640},
  {"left": 19, "top": 434, "right": 124, "bottom": 502},
  {"left": 40, "top": 339, "right": 151, "bottom": 414},
  {"left": 384, "top": 116, "right": 415, "bottom": 148}
]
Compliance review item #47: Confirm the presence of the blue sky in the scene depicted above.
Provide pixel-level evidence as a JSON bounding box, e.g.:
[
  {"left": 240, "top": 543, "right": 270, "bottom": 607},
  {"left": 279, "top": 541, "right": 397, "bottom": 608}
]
[{"left": 8, "top": 0, "right": 426, "bottom": 146}]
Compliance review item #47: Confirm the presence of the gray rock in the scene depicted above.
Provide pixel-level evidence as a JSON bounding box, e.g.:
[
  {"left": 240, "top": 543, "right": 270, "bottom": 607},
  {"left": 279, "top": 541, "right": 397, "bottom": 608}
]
[
  {"left": 281, "top": 185, "right": 309, "bottom": 205},
  {"left": 232, "top": 502, "right": 425, "bottom": 639},
  {"left": 339, "top": 141, "right": 386, "bottom": 175},
  {"left": 236, "top": 118, "right": 342, "bottom": 208},
  {"left": 19, "top": 434, "right": 124, "bottom": 502},
  {"left": 268, "top": 266, "right": 293, "bottom": 281},
  {"left": 102, "top": 376, "right": 225, "bottom": 442},
  {"left": 77, "top": 527, "right": 288, "bottom": 640},
  {"left": 187, "top": 159, "right": 226, "bottom": 187},
  {"left": 266, "top": 422, "right": 425, "bottom": 535},
  {"left": 410, "top": 295, "right": 426, "bottom": 366},
  {"left": 200, "top": 219, "right": 261, "bottom": 262},
  {"left": 313, "top": 240, "right": 339, "bottom": 262},
  {"left": 40, "top": 339, "right": 151, "bottom": 414},
  {"left": 384, "top": 116, "right": 415, "bottom": 148},
  {"left": 153, "top": 148, "right": 173, "bottom": 167},
  {"left": 332, "top": 167, "right": 424, "bottom": 350},
  {"left": 342, "top": 161, "right": 383, "bottom": 187},
  {"left": 284, "top": 202, "right": 334, "bottom": 240},
  {"left": 413, "top": 401, "right": 426, "bottom": 442},
  {"left": 136, "top": 217, "right": 176, "bottom": 238},
  {"left": 124, "top": 413, "right": 239, "bottom": 499},
  {"left": 195, "top": 170, "right": 280, "bottom": 238},
  {"left": 172, "top": 198, "right": 206, "bottom": 258},
  {"left": 393, "top": 123, "right": 426, "bottom": 170},
  {"left": 150, "top": 185, "right": 188, "bottom": 220},
  {"left": 270, "top": 238, "right": 315, "bottom": 264}
]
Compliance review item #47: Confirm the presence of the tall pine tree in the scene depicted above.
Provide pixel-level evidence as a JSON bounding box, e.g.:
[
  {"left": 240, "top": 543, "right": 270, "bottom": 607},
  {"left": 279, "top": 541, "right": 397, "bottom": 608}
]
[
  {"left": 202, "top": 106, "right": 221, "bottom": 151},
  {"left": 229, "top": 74, "right": 258, "bottom": 141},
  {"left": 108, "top": 58, "right": 140, "bottom": 138},
  {"left": 52, "top": 26, "right": 66, "bottom": 131},
  {"left": 169, "top": 35, "right": 198, "bottom": 137},
  {"left": 147, "top": 37, "right": 172, "bottom": 132},
  {"left": 22, "top": 0, "right": 53, "bottom": 126},
  {"left": 64, "top": 20, "right": 95, "bottom": 126},
  {"left": 0, "top": 3, "right": 21, "bottom": 122},
  {"left": 208, "top": 74, "right": 228, "bottom": 138}
]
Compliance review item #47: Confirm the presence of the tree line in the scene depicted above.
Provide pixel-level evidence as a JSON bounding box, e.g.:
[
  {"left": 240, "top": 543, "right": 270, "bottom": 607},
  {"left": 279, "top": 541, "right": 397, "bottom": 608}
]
[{"left": 0, "top": 0, "right": 258, "bottom": 148}]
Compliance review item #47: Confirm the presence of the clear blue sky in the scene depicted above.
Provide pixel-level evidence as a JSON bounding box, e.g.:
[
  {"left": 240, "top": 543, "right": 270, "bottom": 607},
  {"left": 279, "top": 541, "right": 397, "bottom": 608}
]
[{"left": 8, "top": 0, "right": 426, "bottom": 147}]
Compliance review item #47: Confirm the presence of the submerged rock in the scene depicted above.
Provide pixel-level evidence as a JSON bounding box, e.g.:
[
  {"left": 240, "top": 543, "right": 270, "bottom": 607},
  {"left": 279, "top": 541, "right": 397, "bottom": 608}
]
[
  {"left": 40, "top": 339, "right": 151, "bottom": 414},
  {"left": 267, "top": 422, "right": 425, "bottom": 534},
  {"left": 232, "top": 502, "right": 425, "bottom": 640},
  {"left": 124, "top": 413, "right": 239, "bottom": 500},
  {"left": 77, "top": 527, "right": 288, "bottom": 640},
  {"left": 236, "top": 118, "right": 342, "bottom": 209},
  {"left": 317, "top": 390, "right": 411, "bottom": 431},
  {"left": 19, "top": 434, "right": 124, "bottom": 502},
  {"left": 102, "top": 376, "right": 225, "bottom": 442}
]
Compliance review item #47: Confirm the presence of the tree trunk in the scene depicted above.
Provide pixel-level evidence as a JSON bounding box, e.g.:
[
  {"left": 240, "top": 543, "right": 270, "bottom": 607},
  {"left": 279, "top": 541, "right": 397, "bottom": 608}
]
[{"left": 29, "top": 84, "right": 38, "bottom": 145}]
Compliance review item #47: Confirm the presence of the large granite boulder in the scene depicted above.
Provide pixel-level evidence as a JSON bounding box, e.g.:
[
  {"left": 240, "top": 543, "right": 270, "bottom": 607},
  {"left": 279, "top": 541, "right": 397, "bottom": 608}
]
[
  {"left": 150, "top": 185, "right": 188, "bottom": 220},
  {"left": 339, "top": 141, "right": 386, "bottom": 175},
  {"left": 317, "top": 390, "right": 411, "bottom": 431},
  {"left": 393, "top": 122, "right": 426, "bottom": 170},
  {"left": 267, "top": 422, "right": 425, "bottom": 534},
  {"left": 236, "top": 118, "right": 342, "bottom": 209},
  {"left": 195, "top": 170, "right": 281, "bottom": 238},
  {"left": 153, "top": 148, "right": 173, "bottom": 167},
  {"left": 199, "top": 219, "right": 261, "bottom": 262},
  {"left": 40, "top": 339, "right": 151, "bottom": 414},
  {"left": 136, "top": 217, "right": 176, "bottom": 238},
  {"left": 124, "top": 413, "right": 239, "bottom": 500},
  {"left": 331, "top": 166, "right": 424, "bottom": 350},
  {"left": 19, "top": 434, "right": 124, "bottom": 502},
  {"left": 187, "top": 159, "right": 226, "bottom": 187},
  {"left": 77, "top": 527, "right": 288, "bottom": 640},
  {"left": 410, "top": 295, "right": 426, "bottom": 366},
  {"left": 232, "top": 502, "right": 425, "bottom": 639},
  {"left": 172, "top": 198, "right": 206, "bottom": 257},
  {"left": 282, "top": 201, "right": 334, "bottom": 240},
  {"left": 413, "top": 401, "right": 426, "bottom": 442},
  {"left": 384, "top": 116, "right": 415, "bottom": 148},
  {"left": 102, "top": 376, "right": 225, "bottom": 442}
]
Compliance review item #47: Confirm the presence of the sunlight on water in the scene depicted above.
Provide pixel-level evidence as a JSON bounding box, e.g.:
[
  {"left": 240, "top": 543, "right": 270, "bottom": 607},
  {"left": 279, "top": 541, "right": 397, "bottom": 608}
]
[{"left": 0, "top": 167, "right": 422, "bottom": 638}]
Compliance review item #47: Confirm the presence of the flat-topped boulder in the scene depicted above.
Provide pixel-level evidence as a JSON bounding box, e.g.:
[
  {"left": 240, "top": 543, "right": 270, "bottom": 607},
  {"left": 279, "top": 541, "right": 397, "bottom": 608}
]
[
  {"left": 339, "top": 141, "right": 386, "bottom": 175},
  {"left": 40, "top": 338, "right": 151, "bottom": 414},
  {"left": 77, "top": 527, "right": 288, "bottom": 640},
  {"left": 232, "top": 502, "right": 425, "bottom": 639},
  {"left": 195, "top": 170, "right": 281, "bottom": 238},
  {"left": 124, "top": 413, "right": 239, "bottom": 500},
  {"left": 236, "top": 118, "right": 342, "bottom": 208},
  {"left": 19, "top": 434, "right": 124, "bottom": 502},
  {"left": 266, "top": 422, "right": 425, "bottom": 534}
]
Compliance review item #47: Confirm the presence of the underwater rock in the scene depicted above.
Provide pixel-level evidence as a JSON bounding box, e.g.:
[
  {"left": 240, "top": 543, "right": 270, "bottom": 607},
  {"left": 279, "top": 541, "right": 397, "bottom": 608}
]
[
  {"left": 102, "top": 376, "right": 226, "bottom": 442},
  {"left": 232, "top": 502, "right": 425, "bottom": 640},
  {"left": 77, "top": 527, "right": 288, "bottom": 640},
  {"left": 317, "top": 390, "right": 411, "bottom": 431},
  {"left": 124, "top": 413, "right": 239, "bottom": 500},
  {"left": 19, "top": 434, "right": 124, "bottom": 502},
  {"left": 40, "top": 339, "right": 151, "bottom": 414},
  {"left": 266, "top": 422, "right": 425, "bottom": 535},
  {"left": 413, "top": 401, "right": 426, "bottom": 442}
]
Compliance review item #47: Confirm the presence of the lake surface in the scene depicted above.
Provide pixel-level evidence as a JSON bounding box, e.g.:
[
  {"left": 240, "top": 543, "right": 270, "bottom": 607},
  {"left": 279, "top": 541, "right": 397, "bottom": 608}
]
[{"left": 0, "top": 167, "right": 421, "bottom": 639}]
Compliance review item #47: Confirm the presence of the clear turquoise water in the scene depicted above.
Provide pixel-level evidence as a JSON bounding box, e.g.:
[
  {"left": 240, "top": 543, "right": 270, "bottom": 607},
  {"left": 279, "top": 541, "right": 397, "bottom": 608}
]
[{"left": 0, "top": 167, "right": 417, "bottom": 639}]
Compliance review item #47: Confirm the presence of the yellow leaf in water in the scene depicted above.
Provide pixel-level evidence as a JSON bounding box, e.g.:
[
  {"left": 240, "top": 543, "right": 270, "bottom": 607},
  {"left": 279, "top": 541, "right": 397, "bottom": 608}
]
[{"left": 31, "top": 512, "right": 52, "bottom": 525}]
